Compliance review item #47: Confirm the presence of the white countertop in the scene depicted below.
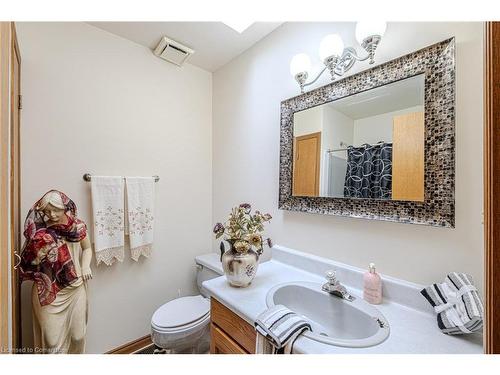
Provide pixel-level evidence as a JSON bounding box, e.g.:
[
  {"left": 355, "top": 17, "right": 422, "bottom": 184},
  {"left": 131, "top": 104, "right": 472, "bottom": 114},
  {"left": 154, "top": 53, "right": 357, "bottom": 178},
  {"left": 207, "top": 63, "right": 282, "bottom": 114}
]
[{"left": 203, "top": 248, "right": 483, "bottom": 354}]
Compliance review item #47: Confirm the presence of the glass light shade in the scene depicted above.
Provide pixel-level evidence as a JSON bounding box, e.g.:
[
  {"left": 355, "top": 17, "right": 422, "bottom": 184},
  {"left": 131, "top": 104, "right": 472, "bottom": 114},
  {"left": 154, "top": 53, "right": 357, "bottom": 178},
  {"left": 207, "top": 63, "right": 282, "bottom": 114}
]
[
  {"left": 355, "top": 21, "right": 387, "bottom": 44},
  {"left": 319, "top": 34, "right": 344, "bottom": 62},
  {"left": 290, "top": 53, "right": 311, "bottom": 77}
]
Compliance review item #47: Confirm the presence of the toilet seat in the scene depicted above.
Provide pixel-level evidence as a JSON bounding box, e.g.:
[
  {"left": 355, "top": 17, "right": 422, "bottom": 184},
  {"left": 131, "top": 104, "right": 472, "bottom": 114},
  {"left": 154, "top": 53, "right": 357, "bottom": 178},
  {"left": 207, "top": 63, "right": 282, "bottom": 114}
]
[{"left": 151, "top": 295, "right": 210, "bottom": 332}]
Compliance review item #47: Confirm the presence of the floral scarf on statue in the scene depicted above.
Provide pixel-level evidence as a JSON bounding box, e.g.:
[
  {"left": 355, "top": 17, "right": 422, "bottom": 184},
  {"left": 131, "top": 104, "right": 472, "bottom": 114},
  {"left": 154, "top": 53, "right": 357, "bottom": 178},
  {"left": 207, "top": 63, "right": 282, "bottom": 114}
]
[{"left": 20, "top": 190, "right": 87, "bottom": 306}]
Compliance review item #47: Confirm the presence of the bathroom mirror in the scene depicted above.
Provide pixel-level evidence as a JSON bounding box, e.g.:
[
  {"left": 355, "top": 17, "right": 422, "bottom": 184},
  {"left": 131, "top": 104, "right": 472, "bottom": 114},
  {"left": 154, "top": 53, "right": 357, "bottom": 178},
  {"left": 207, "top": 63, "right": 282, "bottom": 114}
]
[
  {"left": 279, "top": 38, "right": 455, "bottom": 227},
  {"left": 292, "top": 74, "right": 425, "bottom": 201}
]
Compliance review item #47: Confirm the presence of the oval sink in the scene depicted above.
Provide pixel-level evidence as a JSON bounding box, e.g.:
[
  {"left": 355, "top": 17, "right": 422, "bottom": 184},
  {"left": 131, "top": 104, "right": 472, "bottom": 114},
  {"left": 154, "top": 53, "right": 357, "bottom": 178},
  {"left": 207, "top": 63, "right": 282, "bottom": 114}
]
[{"left": 266, "top": 281, "right": 390, "bottom": 348}]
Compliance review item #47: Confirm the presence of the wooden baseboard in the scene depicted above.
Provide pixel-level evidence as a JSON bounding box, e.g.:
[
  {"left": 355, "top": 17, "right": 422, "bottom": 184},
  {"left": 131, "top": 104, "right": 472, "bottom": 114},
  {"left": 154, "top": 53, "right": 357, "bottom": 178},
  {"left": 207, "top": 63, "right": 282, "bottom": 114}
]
[{"left": 106, "top": 335, "right": 152, "bottom": 354}]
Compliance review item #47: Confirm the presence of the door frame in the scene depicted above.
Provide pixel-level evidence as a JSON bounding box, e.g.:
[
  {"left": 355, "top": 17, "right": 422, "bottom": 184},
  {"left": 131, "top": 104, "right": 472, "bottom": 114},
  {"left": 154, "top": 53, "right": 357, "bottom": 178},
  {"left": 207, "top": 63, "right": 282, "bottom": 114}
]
[
  {"left": 0, "top": 21, "right": 21, "bottom": 354},
  {"left": 9, "top": 22, "right": 21, "bottom": 352},
  {"left": 0, "top": 21, "right": 12, "bottom": 354},
  {"left": 484, "top": 21, "right": 500, "bottom": 354}
]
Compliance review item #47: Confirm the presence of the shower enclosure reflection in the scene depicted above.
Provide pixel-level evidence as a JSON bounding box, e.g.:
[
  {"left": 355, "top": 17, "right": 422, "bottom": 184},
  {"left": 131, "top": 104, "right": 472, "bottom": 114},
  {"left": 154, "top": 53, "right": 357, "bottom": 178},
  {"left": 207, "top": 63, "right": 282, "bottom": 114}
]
[{"left": 292, "top": 74, "right": 425, "bottom": 202}]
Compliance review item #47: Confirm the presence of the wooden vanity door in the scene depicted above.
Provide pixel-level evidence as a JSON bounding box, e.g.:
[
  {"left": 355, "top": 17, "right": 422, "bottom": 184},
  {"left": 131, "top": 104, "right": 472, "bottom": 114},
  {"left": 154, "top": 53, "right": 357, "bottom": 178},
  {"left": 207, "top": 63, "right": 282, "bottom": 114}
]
[
  {"left": 210, "top": 298, "right": 256, "bottom": 354},
  {"left": 210, "top": 324, "right": 247, "bottom": 354}
]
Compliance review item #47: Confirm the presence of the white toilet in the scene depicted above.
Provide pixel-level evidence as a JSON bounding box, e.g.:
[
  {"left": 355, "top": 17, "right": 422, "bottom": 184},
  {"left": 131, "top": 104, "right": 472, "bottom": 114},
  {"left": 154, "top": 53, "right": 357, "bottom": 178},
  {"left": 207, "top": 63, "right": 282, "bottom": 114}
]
[{"left": 151, "top": 253, "right": 223, "bottom": 353}]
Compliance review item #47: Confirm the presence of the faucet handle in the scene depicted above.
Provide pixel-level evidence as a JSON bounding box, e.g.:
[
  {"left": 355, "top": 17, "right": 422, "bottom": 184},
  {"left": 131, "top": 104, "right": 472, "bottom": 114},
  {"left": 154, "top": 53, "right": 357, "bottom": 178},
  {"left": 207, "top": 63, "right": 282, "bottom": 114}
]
[{"left": 325, "top": 269, "right": 337, "bottom": 284}]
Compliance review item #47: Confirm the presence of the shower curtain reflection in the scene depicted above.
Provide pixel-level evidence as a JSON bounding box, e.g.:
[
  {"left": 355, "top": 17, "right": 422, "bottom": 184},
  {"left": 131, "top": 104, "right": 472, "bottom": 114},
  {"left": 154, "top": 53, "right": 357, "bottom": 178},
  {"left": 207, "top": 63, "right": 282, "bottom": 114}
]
[{"left": 343, "top": 143, "right": 393, "bottom": 199}]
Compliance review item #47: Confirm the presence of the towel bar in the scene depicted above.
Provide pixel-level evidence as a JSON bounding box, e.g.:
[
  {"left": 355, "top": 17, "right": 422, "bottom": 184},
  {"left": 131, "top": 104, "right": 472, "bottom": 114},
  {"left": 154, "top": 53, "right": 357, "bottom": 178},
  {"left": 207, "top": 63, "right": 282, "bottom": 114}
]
[{"left": 83, "top": 173, "right": 160, "bottom": 182}]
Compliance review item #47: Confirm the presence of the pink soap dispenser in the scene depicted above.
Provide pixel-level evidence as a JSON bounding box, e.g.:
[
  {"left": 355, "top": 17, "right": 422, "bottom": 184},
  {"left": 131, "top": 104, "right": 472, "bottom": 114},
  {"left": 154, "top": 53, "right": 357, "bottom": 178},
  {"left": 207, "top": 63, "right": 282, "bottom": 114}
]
[{"left": 363, "top": 263, "right": 382, "bottom": 304}]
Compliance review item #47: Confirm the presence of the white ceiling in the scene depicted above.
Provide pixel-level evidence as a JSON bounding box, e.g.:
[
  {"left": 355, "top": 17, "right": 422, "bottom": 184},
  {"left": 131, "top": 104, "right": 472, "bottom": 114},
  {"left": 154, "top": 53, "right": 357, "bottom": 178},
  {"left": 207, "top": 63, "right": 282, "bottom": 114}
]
[
  {"left": 328, "top": 74, "right": 425, "bottom": 119},
  {"left": 87, "top": 22, "right": 283, "bottom": 72}
]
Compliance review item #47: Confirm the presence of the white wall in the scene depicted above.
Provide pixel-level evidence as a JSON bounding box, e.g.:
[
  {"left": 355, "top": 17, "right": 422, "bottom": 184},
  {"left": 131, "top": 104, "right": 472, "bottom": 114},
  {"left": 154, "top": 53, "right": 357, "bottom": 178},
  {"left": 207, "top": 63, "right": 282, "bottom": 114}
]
[
  {"left": 213, "top": 22, "right": 484, "bottom": 295},
  {"left": 17, "top": 22, "right": 213, "bottom": 353},
  {"left": 293, "top": 106, "right": 323, "bottom": 137},
  {"left": 353, "top": 105, "right": 423, "bottom": 145},
  {"left": 322, "top": 105, "right": 354, "bottom": 159},
  {"left": 321, "top": 106, "right": 353, "bottom": 195}
]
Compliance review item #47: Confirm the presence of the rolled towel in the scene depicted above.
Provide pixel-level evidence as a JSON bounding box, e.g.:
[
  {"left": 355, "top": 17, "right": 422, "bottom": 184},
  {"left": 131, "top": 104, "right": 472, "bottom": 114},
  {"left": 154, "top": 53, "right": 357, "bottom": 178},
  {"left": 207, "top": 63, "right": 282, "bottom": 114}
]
[
  {"left": 254, "top": 305, "right": 311, "bottom": 354},
  {"left": 420, "top": 272, "right": 483, "bottom": 335}
]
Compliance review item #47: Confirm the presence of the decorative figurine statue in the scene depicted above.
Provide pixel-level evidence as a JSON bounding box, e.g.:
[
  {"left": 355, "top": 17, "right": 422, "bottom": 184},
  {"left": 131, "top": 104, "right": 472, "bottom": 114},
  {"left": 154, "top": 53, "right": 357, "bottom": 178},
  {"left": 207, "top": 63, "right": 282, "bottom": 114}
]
[{"left": 20, "top": 190, "right": 92, "bottom": 354}]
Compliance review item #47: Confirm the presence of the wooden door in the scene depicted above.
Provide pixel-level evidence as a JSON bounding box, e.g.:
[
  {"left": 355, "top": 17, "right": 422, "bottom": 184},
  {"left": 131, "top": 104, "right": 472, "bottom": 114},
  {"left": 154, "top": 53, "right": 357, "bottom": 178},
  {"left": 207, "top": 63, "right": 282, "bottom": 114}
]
[
  {"left": 292, "top": 132, "right": 321, "bottom": 197},
  {"left": 0, "top": 22, "right": 21, "bottom": 354},
  {"left": 392, "top": 112, "right": 424, "bottom": 201},
  {"left": 485, "top": 21, "right": 500, "bottom": 354},
  {"left": 10, "top": 23, "right": 21, "bottom": 352},
  {"left": 0, "top": 22, "right": 10, "bottom": 354}
]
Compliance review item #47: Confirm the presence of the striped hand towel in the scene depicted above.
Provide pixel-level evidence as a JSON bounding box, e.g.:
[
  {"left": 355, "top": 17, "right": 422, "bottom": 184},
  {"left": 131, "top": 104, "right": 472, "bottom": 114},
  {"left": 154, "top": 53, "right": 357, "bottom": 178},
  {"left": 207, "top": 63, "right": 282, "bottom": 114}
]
[
  {"left": 254, "top": 305, "right": 311, "bottom": 354},
  {"left": 420, "top": 272, "right": 484, "bottom": 335}
]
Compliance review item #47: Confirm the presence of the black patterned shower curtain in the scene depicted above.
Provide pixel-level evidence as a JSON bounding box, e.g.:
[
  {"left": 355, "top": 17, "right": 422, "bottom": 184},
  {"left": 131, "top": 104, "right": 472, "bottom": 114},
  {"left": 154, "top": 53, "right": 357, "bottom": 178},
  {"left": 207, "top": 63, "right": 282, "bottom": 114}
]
[{"left": 343, "top": 143, "right": 393, "bottom": 199}]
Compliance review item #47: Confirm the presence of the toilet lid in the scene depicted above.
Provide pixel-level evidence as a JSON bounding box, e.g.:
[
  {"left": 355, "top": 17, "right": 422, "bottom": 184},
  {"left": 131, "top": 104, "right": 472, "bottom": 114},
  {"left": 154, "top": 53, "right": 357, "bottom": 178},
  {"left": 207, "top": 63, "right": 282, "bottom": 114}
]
[{"left": 152, "top": 295, "right": 210, "bottom": 329}]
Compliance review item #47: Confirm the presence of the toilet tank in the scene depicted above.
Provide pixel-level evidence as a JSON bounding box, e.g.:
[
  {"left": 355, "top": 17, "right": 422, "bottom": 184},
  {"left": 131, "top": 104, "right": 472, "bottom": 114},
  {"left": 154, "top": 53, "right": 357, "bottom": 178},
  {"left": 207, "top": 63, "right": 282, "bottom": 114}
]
[{"left": 195, "top": 253, "right": 224, "bottom": 297}]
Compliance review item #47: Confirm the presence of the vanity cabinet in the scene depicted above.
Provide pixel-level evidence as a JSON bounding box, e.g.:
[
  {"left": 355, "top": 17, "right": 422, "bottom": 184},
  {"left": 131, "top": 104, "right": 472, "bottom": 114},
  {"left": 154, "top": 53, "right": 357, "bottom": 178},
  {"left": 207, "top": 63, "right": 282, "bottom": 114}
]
[{"left": 210, "top": 298, "right": 256, "bottom": 354}]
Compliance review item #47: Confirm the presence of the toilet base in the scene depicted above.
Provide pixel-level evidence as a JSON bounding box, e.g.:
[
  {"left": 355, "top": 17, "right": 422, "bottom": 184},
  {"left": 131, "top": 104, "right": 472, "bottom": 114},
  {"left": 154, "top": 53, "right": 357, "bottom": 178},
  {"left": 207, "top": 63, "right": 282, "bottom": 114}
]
[
  {"left": 153, "top": 345, "right": 209, "bottom": 354},
  {"left": 151, "top": 320, "right": 210, "bottom": 354}
]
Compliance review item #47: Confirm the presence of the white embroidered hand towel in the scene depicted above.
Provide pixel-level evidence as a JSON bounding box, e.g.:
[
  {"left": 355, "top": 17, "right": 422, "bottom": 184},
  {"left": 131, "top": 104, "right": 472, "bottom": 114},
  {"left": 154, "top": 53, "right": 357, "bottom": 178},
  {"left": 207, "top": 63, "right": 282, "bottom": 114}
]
[
  {"left": 125, "top": 177, "right": 155, "bottom": 261},
  {"left": 91, "top": 176, "right": 125, "bottom": 266}
]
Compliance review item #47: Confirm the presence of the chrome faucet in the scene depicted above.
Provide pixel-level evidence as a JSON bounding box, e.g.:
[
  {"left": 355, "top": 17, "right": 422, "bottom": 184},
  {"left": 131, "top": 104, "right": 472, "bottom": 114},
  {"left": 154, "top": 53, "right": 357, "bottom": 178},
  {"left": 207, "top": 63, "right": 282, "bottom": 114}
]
[{"left": 322, "top": 270, "right": 355, "bottom": 302}]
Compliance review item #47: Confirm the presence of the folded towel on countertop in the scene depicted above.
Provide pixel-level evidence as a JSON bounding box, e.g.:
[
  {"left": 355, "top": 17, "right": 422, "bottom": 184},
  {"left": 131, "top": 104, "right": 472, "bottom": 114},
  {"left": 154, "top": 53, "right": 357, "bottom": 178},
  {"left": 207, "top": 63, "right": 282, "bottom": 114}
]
[
  {"left": 254, "top": 304, "right": 311, "bottom": 354},
  {"left": 421, "top": 272, "right": 483, "bottom": 335},
  {"left": 91, "top": 176, "right": 125, "bottom": 266},
  {"left": 125, "top": 177, "right": 155, "bottom": 261}
]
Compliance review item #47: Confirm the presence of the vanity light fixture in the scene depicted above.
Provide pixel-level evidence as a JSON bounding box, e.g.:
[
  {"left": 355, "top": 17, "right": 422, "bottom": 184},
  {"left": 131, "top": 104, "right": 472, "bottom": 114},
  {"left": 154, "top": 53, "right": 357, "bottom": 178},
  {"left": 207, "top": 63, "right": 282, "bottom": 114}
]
[
  {"left": 290, "top": 22, "right": 387, "bottom": 93},
  {"left": 289, "top": 53, "right": 312, "bottom": 89}
]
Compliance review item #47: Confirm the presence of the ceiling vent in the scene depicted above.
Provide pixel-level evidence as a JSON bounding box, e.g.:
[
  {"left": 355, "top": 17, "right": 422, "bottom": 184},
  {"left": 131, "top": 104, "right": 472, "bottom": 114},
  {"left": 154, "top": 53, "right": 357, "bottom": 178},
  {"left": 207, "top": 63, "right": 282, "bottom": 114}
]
[{"left": 153, "top": 36, "right": 194, "bottom": 67}]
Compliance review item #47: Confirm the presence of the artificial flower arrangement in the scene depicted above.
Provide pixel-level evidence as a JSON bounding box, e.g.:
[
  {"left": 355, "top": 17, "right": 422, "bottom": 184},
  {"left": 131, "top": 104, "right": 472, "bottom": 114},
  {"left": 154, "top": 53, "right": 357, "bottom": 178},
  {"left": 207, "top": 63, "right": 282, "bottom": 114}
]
[{"left": 213, "top": 203, "right": 273, "bottom": 256}]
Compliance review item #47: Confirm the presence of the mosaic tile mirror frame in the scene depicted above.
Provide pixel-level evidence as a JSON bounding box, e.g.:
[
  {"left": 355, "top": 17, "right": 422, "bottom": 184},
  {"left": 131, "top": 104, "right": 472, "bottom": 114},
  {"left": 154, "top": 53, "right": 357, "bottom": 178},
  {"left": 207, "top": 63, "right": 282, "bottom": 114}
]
[{"left": 278, "top": 38, "right": 455, "bottom": 227}]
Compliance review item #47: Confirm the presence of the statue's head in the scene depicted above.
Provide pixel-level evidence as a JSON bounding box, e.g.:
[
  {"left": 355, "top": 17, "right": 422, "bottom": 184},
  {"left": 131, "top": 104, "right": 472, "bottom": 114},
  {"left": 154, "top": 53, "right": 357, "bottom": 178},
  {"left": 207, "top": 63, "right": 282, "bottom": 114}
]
[{"left": 36, "top": 191, "right": 66, "bottom": 223}]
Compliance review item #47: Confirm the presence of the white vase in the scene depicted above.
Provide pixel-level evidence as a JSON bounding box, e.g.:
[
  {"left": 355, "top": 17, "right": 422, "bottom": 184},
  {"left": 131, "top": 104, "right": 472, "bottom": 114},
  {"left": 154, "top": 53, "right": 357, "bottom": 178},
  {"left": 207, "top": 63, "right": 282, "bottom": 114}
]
[{"left": 221, "top": 244, "right": 260, "bottom": 288}]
